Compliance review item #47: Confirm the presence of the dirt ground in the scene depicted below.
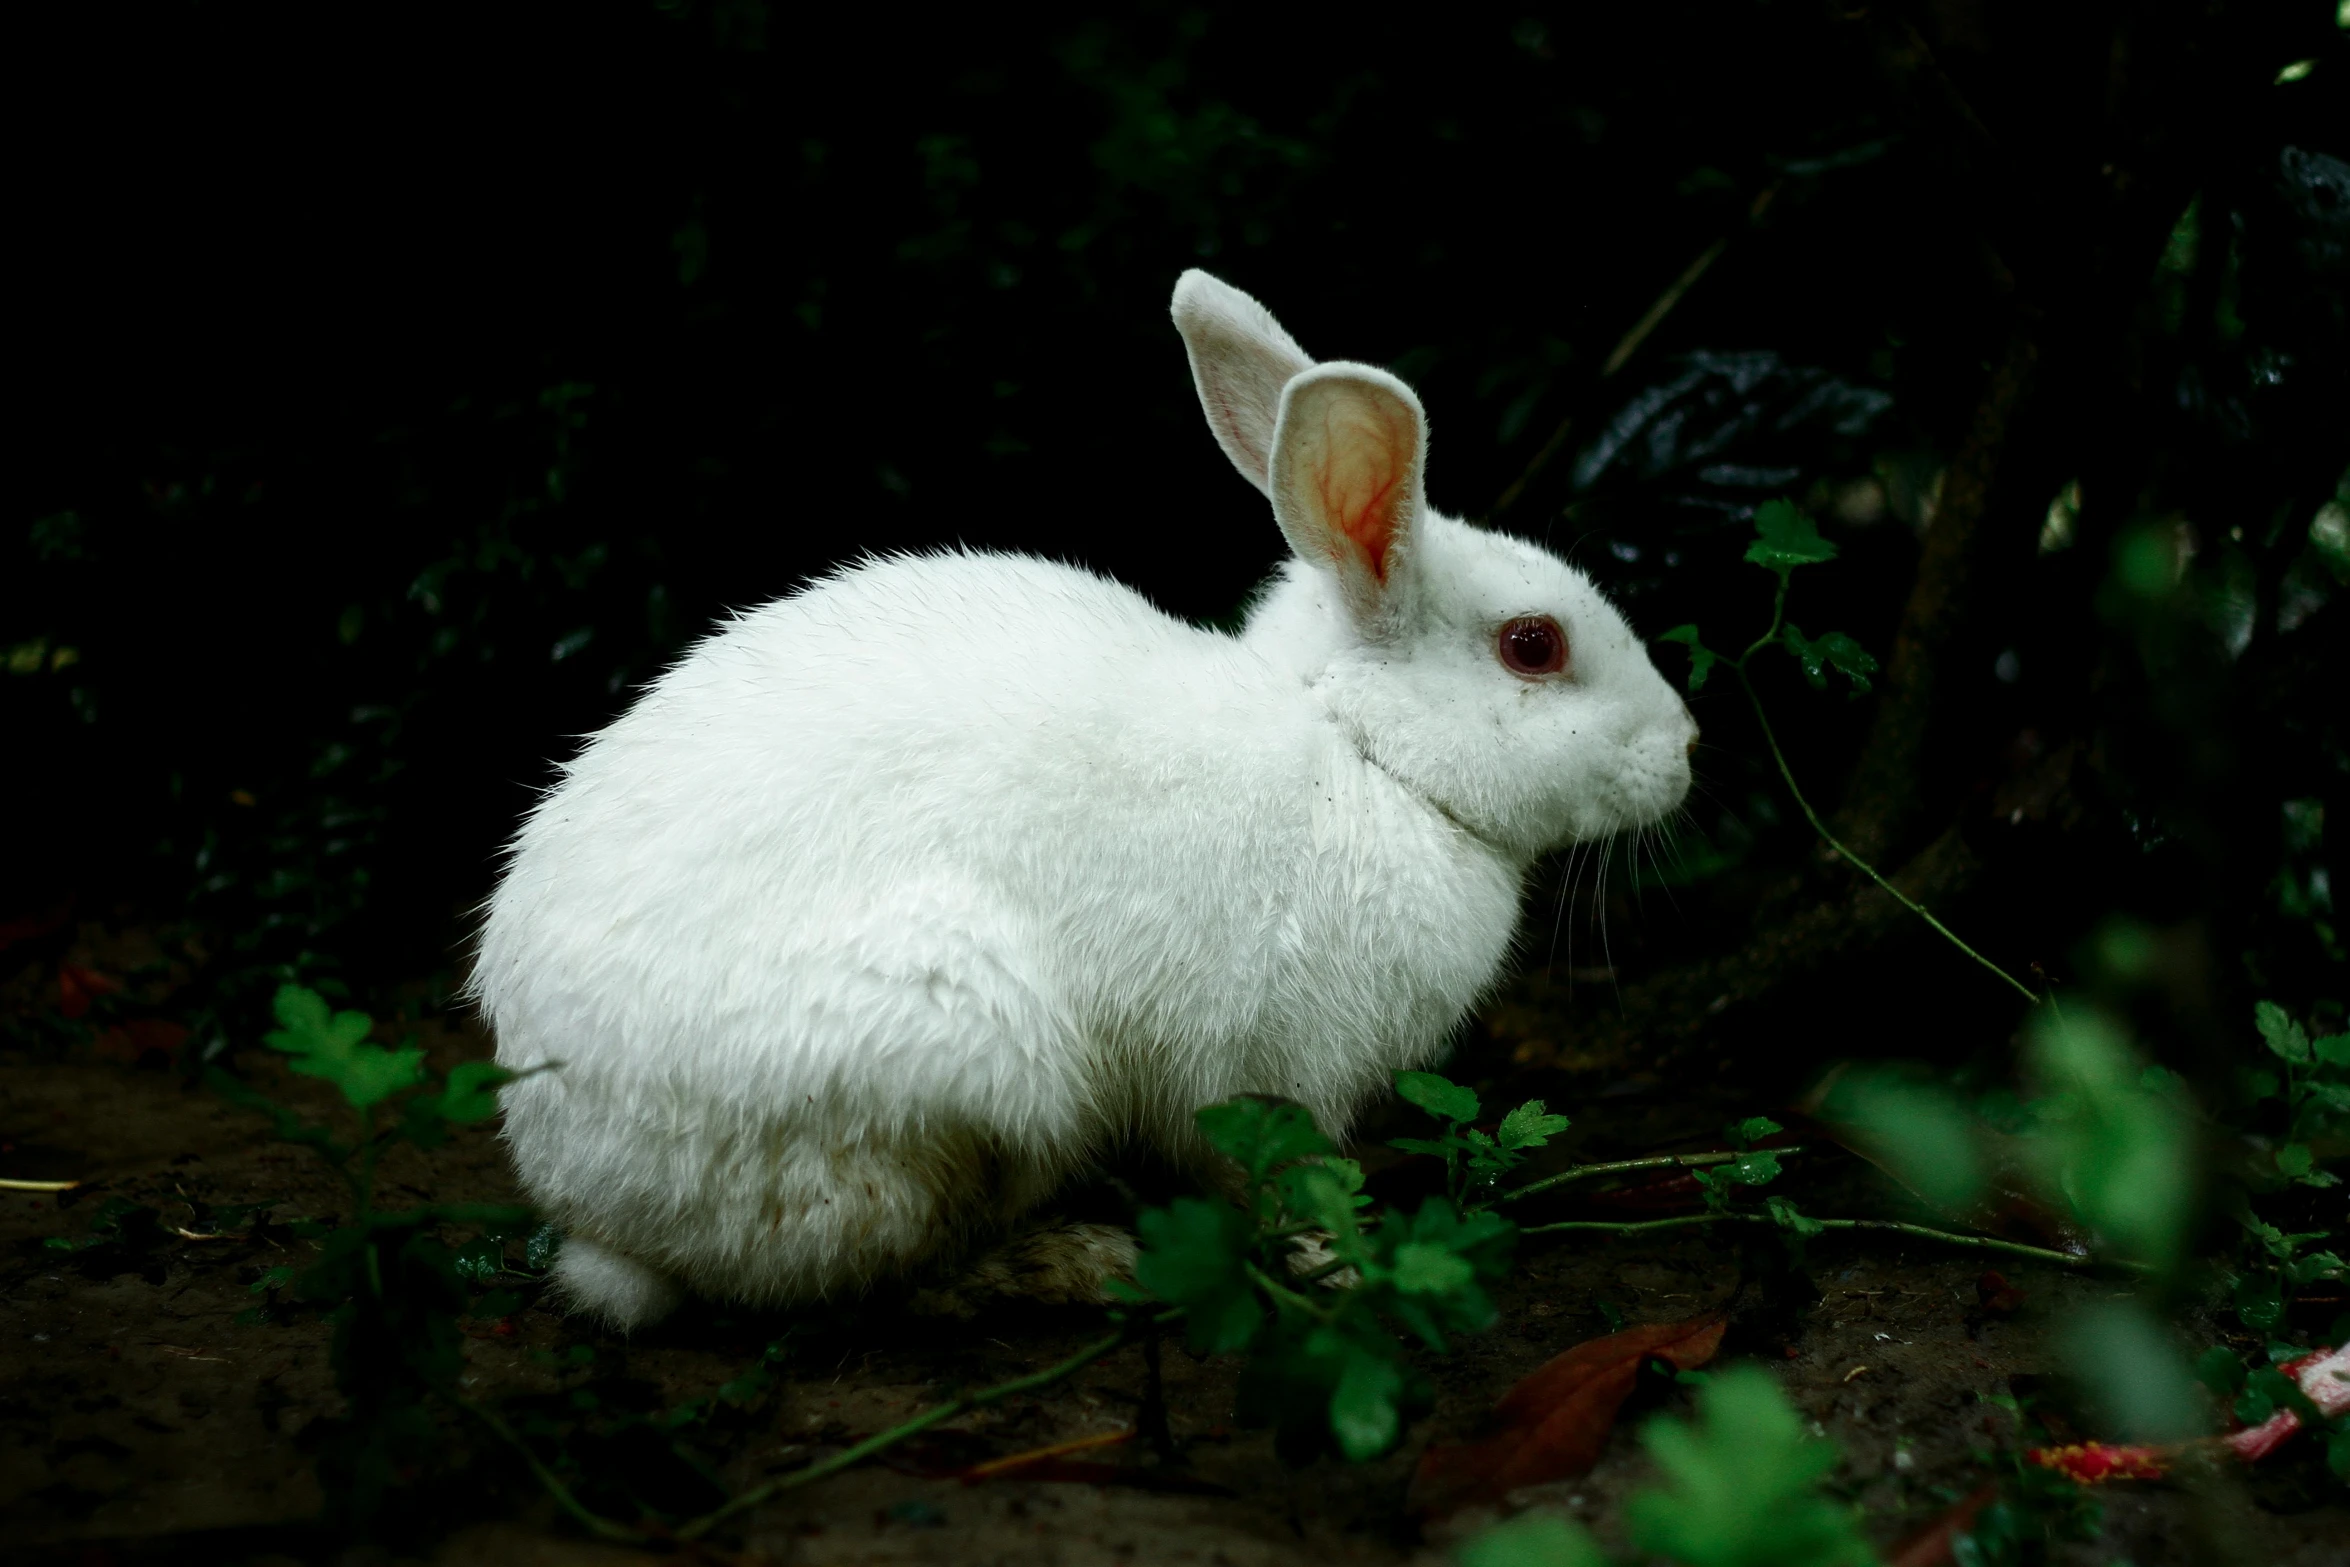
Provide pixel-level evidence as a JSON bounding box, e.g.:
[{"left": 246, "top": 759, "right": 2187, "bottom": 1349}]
[{"left": 4, "top": 936, "right": 2346, "bottom": 1566}]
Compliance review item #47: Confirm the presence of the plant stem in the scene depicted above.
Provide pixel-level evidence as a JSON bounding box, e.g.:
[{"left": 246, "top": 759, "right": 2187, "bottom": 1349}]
[
  {"left": 1496, "top": 1149, "right": 1757, "bottom": 1206},
  {"left": 1742, "top": 575, "right": 1790, "bottom": 663},
  {"left": 1245, "top": 1260, "right": 1332, "bottom": 1319},
  {"left": 673, "top": 1321, "right": 1159, "bottom": 1541},
  {"left": 1732, "top": 664, "right": 2041, "bottom": 1006},
  {"left": 1520, "top": 1209, "right": 2146, "bottom": 1272},
  {"left": 460, "top": 1397, "right": 653, "bottom": 1545}
]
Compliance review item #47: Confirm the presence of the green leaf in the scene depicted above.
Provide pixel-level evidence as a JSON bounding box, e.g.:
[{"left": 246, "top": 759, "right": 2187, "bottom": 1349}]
[
  {"left": 2276, "top": 1142, "right": 2316, "bottom": 1179},
  {"left": 1328, "top": 1349, "right": 1405, "bottom": 1461},
  {"left": 1389, "top": 1242, "right": 1476, "bottom": 1297},
  {"left": 1134, "top": 1197, "right": 1262, "bottom": 1354},
  {"left": 1278, "top": 1159, "right": 1370, "bottom": 1234},
  {"left": 1456, "top": 1513, "right": 1609, "bottom": 1567},
  {"left": 2256, "top": 1001, "right": 2312, "bottom": 1065},
  {"left": 436, "top": 1061, "right": 513, "bottom": 1123},
  {"left": 1395, "top": 1071, "right": 1479, "bottom": 1126},
  {"left": 249, "top": 1264, "right": 295, "bottom": 1295},
  {"left": 1744, "top": 499, "right": 1839, "bottom": 573},
  {"left": 1496, "top": 1100, "right": 1572, "bottom": 1151},
  {"left": 1628, "top": 1365, "right": 1872, "bottom": 1567},
  {"left": 1729, "top": 1116, "right": 1784, "bottom": 1148},
  {"left": 2234, "top": 1273, "right": 2285, "bottom": 1333},
  {"left": 1780, "top": 626, "right": 1878, "bottom": 694},
  {"left": 2286, "top": 1250, "right": 2344, "bottom": 1285},
  {"left": 1196, "top": 1098, "right": 1334, "bottom": 1183},
  {"left": 1766, "top": 1195, "right": 1824, "bottom": 1237},
  {"left": 1386, "top": 1136, "right": 1459, "bottom": 1160},
  {"left": 452, "top": 1238, "right": 502, "bottom": 1284},
  {"left": 2314, "top": 1033, "right": 2350, "bottom": 1068},
  {"left": 2193, "top": 1345, "right": 2246, "bottom": 1394},
  {"left": 1658, "top": 624, "right": 1719, "bottom": 693},
  {"left": 524, "top": 1222, "right": 563, "bottom": 1271},
  {"left": 262, "top": 984, "right": 424, "bottom": 1109}
]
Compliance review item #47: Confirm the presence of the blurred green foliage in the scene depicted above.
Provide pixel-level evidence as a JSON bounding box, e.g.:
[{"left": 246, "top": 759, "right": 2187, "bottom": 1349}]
[{"left": 1455, "top": 1366, "right": 1873, "bottom": 1567}]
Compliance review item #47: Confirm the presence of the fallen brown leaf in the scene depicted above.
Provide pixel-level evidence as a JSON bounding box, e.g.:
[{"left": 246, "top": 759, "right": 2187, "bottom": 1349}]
[
  {"left": 1975, "top": 1271, "right": 2025, "bottom": 1314},
  {"left": 1883, "top": 1481, "right": 1997, "bottom": 1567},
  {"left": 1409, "top": 1314, "right": 1726, "bottom": 1518}
]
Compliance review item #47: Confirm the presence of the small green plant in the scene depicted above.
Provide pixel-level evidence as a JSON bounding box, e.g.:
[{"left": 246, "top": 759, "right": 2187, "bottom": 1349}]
[
  {"left": 1390, "top": 1070, "right": 1572, "bottom": 1207},
  {"left": 1453, "top": 1366, "right": 1873, "bottom": 1567},
  {"left": 210, "top": 983, "right": 541, "bottom": 1530},
  {"left": 1960, "top": 1388, "right": 2106, "bottom": 1567},
  {"left": 1660, "top": 501, "right": 2035, "bottom": 1006},
  {"left": 1127, "top": 1087, "right": 1518, "bottom": 1461},
  {"left": 2250, "top": 1000, "right": 2350, "bottom": 1190}
]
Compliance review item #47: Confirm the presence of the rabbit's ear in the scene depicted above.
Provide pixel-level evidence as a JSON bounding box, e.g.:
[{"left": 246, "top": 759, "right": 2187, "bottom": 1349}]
[
  {"left": 1172, "top": 270, "right": 1314, "bottom": 495},
  {"left": 1269, "top": 365, "right": 1427, "bottom": 633}
]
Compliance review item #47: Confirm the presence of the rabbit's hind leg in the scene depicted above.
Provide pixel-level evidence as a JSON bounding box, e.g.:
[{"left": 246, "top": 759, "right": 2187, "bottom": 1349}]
[
  {"left": 905, "top": 1217, "right": 1138, "bottom": 1318},
  {"left": 551, "top": 1233, "right": 686, "bottom": 1332}
]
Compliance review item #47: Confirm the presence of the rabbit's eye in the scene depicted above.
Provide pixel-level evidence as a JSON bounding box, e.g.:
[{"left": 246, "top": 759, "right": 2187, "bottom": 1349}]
[{"left": 1497, "top": 616, "right": 1568, "bottom": 678}]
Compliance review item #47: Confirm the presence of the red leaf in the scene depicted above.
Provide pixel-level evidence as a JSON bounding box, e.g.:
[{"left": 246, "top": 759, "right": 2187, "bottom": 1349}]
[
  {"left": 93, "top": 1018, "right": 188, "bottom": 1065},
  {"left": 1575, "top": 1170, "right": 1707, "bottom": 1214},
  {"left": 1883, "top": 1481, "right": 1997, "bottom": 1567},
  {"left": 0, "top": 904, "right": 71, "bottom": 953},
  {"left": 1975, "top": 1272, "right": 2025, "bottom": 1313},
  {"left": 1409, "top": 1314, "right": 1726, "bottom": 1518},
  {"left": 58, "top": 963, "right": 121, "bottom": 1020}
]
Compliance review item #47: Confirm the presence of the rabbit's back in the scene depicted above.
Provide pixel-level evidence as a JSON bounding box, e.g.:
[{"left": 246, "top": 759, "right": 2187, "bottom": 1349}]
[{"left": 477, "top": 551, "right": 1521, "bottom": 1288}]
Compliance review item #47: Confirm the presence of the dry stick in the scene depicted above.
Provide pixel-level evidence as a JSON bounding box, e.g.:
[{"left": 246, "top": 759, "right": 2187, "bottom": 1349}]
[
  {"left": 1492, "top": 181, "right": 1782, "bottom": 516},
  {"left": 1521, "top": 1210, "right": 2147, "bottom": 1273}
]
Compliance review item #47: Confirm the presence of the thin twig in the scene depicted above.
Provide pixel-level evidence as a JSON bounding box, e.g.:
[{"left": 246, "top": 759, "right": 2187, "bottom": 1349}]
[
  {"left": 1520, "top": 1209, "right": 2141, "bottom": 1272},
  {"left": 1495, "top": 1149, "right": 1757, "bottom": 1206},
  {"left": 0, "top": 1177, "right": 81, "bottom": 1192}
]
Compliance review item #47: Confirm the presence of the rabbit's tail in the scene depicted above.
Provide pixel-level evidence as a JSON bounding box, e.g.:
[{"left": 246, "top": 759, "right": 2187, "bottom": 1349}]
[{"left": 551, "top": 1234, "right": 685, "bottom": 1332}]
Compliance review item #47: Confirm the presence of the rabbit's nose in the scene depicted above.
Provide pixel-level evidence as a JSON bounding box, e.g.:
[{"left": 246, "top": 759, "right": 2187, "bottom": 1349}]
[{"left": 1680, "top": 700, "right": 1700, "bottom": 756}]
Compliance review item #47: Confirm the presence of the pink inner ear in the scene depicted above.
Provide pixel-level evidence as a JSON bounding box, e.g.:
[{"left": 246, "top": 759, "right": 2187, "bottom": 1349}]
[{"left": 1313, "top": 399, "right": 1415, "bottom": 582}]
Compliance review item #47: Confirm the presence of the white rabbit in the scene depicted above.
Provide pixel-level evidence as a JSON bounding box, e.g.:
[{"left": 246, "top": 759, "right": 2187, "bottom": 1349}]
[{"left": 473, "top": 271, "right": 1697, "bottom": 1329}]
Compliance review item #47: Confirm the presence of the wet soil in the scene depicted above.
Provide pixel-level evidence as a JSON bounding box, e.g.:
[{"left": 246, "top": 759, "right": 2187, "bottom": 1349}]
[{"left": 3, "top": 933, "right": 2345, "bottom": 1566}]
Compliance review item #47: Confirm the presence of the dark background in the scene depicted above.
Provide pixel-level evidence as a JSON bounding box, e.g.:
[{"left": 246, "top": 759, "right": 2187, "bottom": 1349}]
[{"left": 8, "top": 1, "right": 2346, "bottom": 1073}]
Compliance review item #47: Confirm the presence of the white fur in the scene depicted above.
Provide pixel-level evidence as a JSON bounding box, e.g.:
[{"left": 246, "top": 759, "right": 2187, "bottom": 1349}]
[{"left": 473, "top": 270, "right": 1696, "bottom": 1329}]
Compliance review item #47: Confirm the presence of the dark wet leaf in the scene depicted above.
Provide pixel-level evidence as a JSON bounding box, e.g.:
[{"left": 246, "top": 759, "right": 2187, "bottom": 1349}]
[
  {"left": 1572, "top": 352, "right": 1892, "bottom": 502},
  {"left": 1408, "top": 1314, "right": 1726, "bottom": 1518}
]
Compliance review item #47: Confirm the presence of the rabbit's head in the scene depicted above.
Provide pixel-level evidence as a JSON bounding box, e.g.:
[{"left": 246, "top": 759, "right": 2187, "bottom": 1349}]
[{"left": 1174, "top": 270, "right": 1696, "bottom": 860}]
